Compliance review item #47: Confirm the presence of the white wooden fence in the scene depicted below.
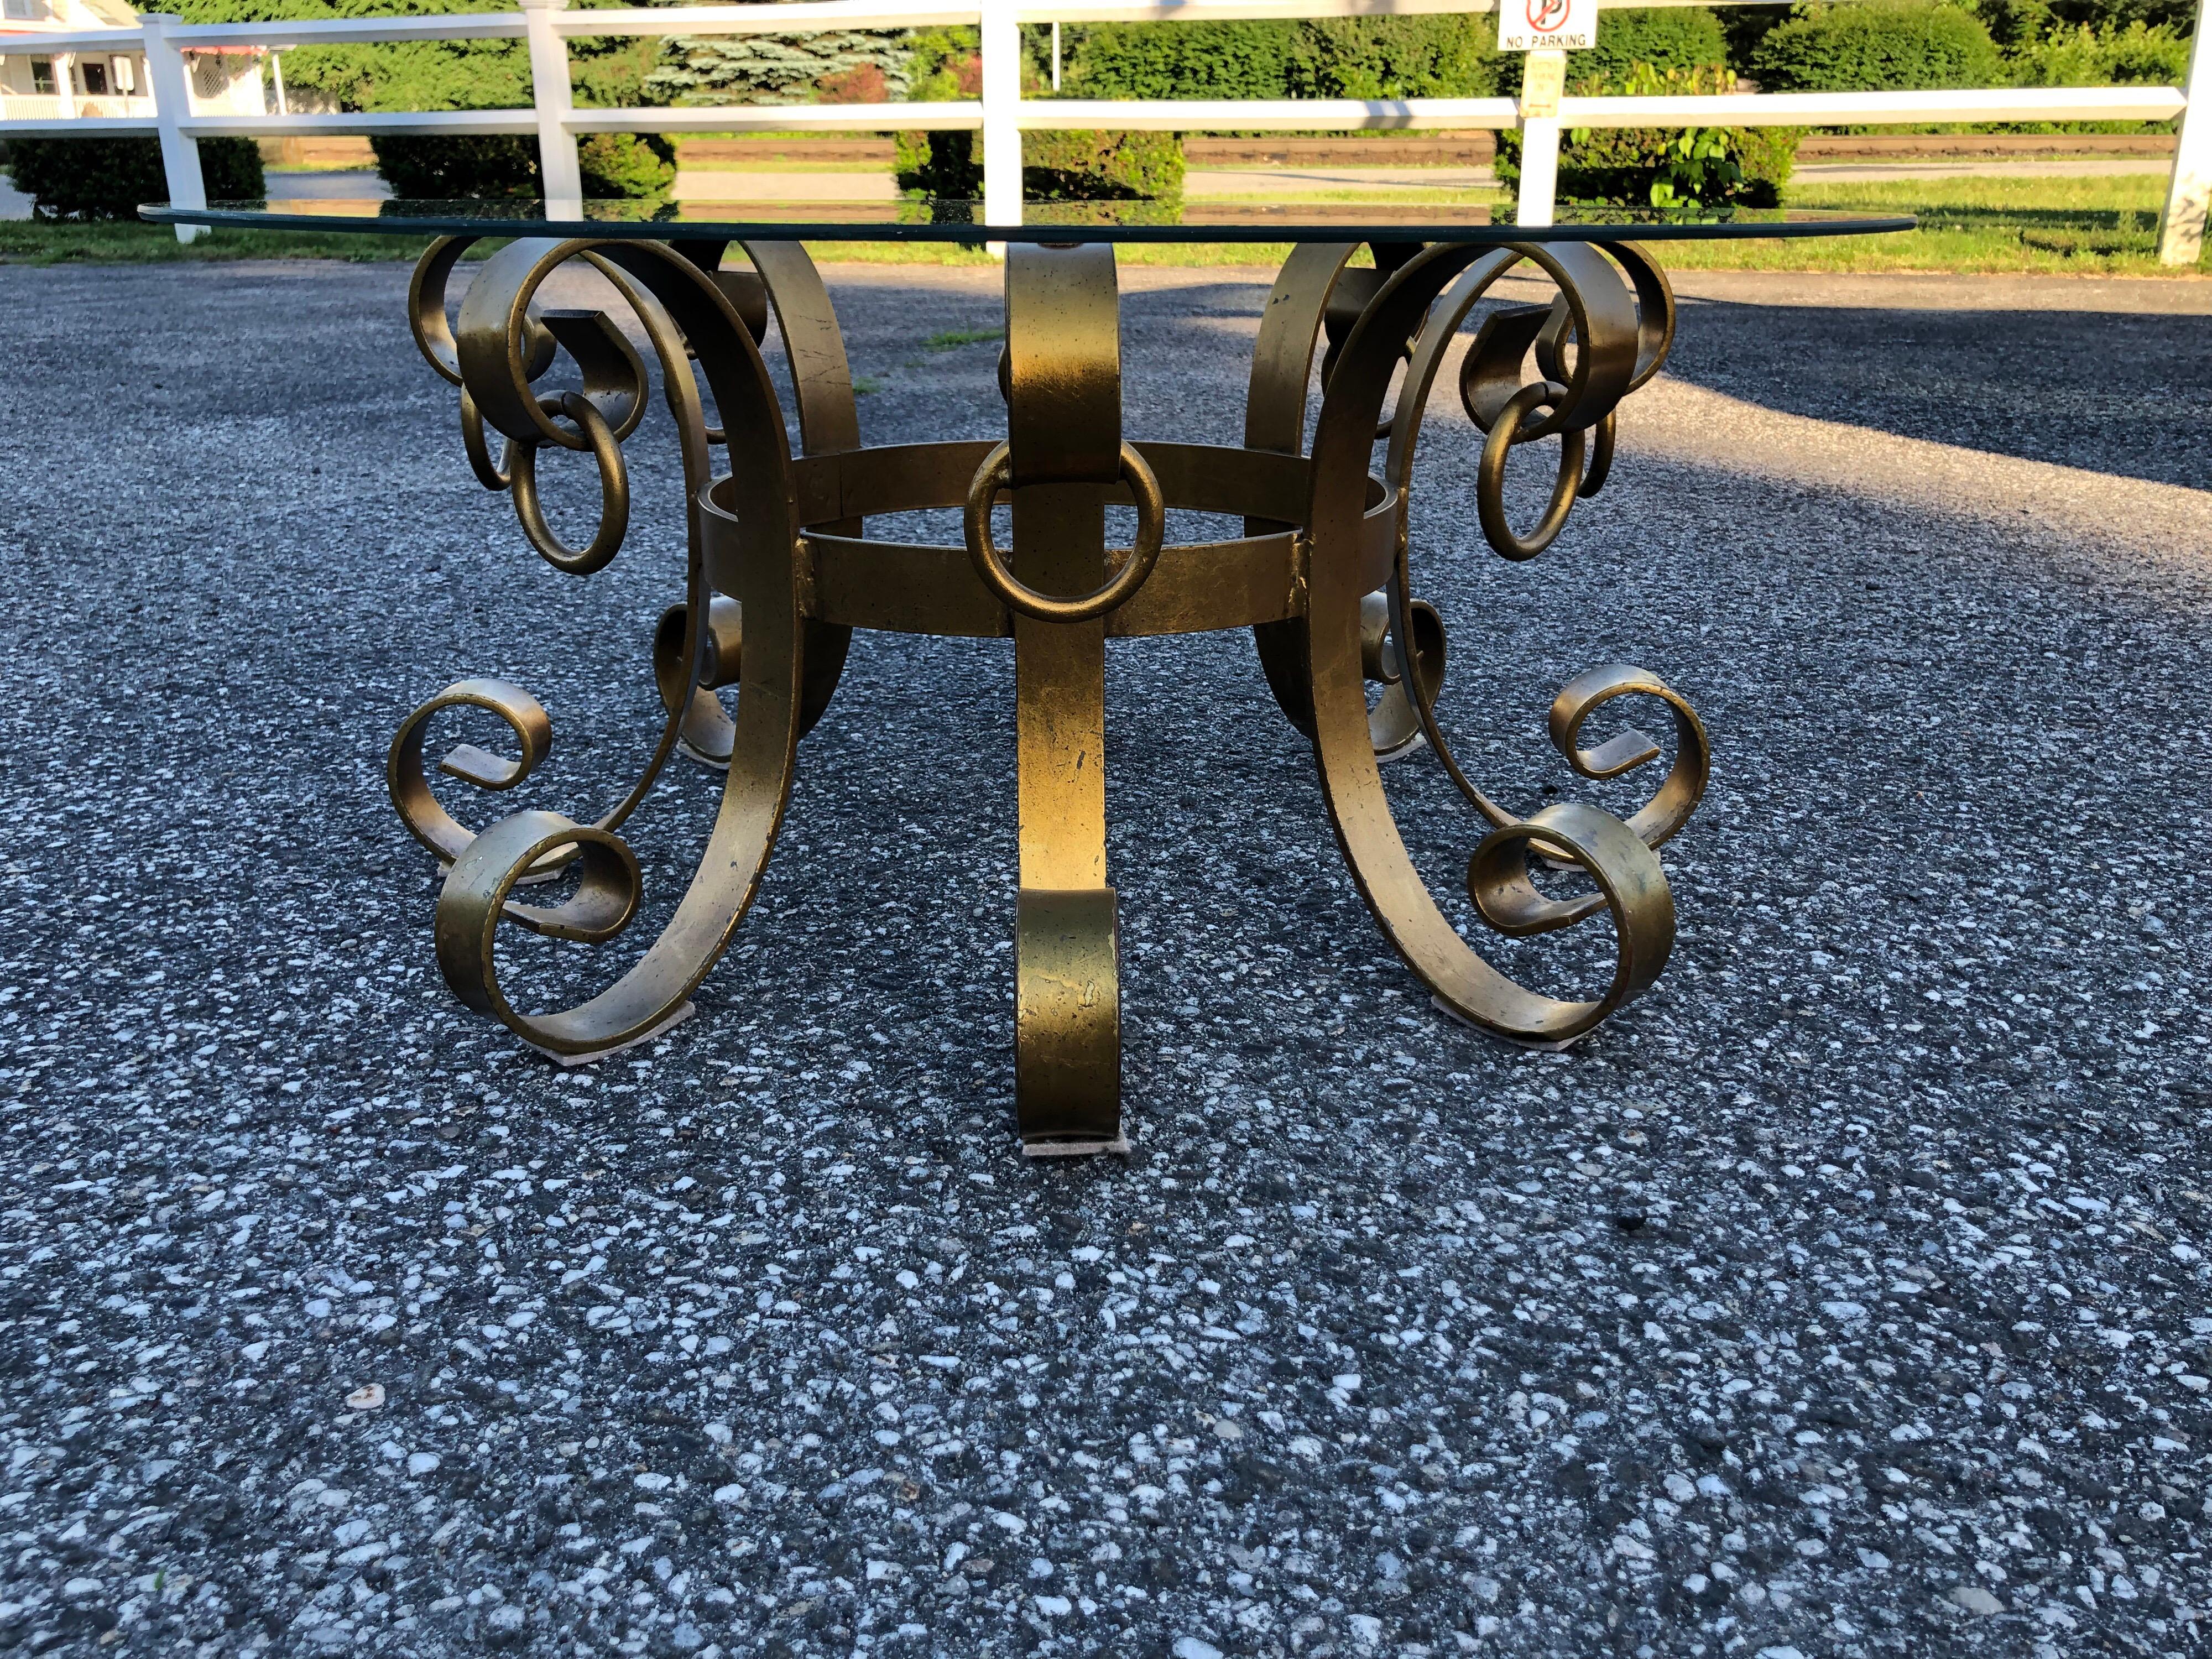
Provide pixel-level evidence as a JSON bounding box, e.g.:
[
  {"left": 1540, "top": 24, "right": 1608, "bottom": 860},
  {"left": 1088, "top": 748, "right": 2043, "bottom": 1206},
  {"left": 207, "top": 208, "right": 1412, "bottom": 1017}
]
[{"left": 2, "top": 0, "right": 2204, "bottom": 263}]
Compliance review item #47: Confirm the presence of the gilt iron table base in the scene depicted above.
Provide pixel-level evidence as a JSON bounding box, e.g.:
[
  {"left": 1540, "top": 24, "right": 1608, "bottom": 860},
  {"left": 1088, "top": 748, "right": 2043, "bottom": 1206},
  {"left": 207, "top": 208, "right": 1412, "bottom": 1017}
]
[{"left": 388, "top": 233, "right": 1708, "bottom": 1153}]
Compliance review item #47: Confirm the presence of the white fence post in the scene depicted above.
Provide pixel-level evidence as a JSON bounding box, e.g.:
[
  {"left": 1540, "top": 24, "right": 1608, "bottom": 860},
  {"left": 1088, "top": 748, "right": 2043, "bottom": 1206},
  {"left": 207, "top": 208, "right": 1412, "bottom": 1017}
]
[
  {"left": 1516, "top": 118, "right": 1559, "bottom": 228},
  {"left": 519, "top": 0, "right": 583, "bottom": 215},
  {"left": 139, "top": 14, "right": 206, "bottom": 246},
  {"left": 980, "top": 0, "right": 1021, "bottom": 230},
  {"left": 2157, "top": 0, "right": 2209, "bottom": 265},
  {"left": 1514, "top": 49, "right": 1563, "bottom": 229}
]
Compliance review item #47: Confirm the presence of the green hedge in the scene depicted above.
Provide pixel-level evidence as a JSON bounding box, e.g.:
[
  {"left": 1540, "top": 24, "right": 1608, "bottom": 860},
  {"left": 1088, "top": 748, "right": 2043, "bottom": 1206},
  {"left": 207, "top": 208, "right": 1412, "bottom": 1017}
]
[
  {"left": 1066, "top": 20, "right": 1300, "bottom": 99},
  {"left": 1023, "top": 130, "right": 1184, "bottom": 199},
  {"left": 2008, "top": 19, "right": 2193, "bottom": 86},
  {"left": 1286, "top": 17, "right": 1498, "bottom": 98},
  {"left": 165, "top": 0, "right": 658, "bottom": 115},
  {"left": 895, "top": 129, "right": 1183, "bottom": 200},
  {"left": 1580, "top": 7, "right": 1730, "bottom": 79},
  {"left": 1750, "top": 2, "right": 2007, "bottom": 92},
  {"left": 7, "top": 136, "right": 263, "bottom": 221},
  {"left": 578, "top": 133, "right": 677, "bottom": 199},
  {"left": 369, "top": 132, "right": 674, "bottom": 199},
  {"left": 1063, "top": 16, "right": 1495, "bottom": 100},
  {"left": 370, "top": 133, "right": 536, "bottom": 197},
  {"left": 1504, "top": 63, "right": 1799, "bottom": 210},
  {"left": 1527, "top": 6, "right": 1729, "bottom": 91}
]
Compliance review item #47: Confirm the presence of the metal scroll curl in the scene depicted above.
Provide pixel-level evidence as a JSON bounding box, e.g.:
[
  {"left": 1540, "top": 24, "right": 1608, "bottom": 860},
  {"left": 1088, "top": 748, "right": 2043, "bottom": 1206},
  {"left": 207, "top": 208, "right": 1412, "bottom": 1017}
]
[
  {"left": 1301, "top": 241, "right": 1706, "bottom": 1046},
  {"left": 1379, "top": 241, "right": 1709, "bottom": 862},
  {"left": 388, "top": 676, "right": 559, "bottom": 873},
  {"left": 392, "top": 234, "right": 817, "bottom": 1057},
  {"left": 396, "top": 237, "right": 697, "bottom": 880}
]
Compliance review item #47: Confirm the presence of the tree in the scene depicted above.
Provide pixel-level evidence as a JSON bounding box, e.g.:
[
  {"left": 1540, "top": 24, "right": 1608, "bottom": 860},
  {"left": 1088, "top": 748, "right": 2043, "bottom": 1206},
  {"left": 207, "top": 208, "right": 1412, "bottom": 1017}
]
[
  {"left": 155, "top": 0, "right": 660, "bottom": 113},
  {"left": 645, "top": 2, "right": 913, "bottom": 105}
]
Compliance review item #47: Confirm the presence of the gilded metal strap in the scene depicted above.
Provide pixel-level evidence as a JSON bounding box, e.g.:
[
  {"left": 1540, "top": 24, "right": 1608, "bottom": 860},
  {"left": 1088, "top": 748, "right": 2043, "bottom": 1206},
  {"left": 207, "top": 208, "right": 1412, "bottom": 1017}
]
[{"left": 1004, "top": 243, "right": 1125, "bottom": 1151}]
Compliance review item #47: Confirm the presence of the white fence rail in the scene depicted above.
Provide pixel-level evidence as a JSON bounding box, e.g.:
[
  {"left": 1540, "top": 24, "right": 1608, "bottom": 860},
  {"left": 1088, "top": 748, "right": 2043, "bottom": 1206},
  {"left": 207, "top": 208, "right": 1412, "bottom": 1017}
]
[{"left": 1, "top": 0, "right": 2204, "bottom": 262}]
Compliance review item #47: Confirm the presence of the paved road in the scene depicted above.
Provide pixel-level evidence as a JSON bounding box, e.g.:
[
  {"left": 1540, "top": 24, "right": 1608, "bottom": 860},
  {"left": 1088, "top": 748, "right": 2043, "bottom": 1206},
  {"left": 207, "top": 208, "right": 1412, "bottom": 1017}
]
[{"left": 0, "top": 258, "right": 2208, "bottom": 1658}]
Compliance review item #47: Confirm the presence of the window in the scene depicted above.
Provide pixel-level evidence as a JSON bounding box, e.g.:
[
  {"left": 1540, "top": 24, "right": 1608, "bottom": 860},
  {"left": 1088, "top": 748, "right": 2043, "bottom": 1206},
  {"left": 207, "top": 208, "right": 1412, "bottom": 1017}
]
[
  {"left": 3, "top": 0, "right": 54, "bottom": 22},
  {"left": 111, "top": 56, "right": 135, "bottom": 95},
  {"left": 29, "top": 58, "right": 54, "bottom": 96},
  {"left": 81, "top": 61, "right": 108, "bottom": 96}
]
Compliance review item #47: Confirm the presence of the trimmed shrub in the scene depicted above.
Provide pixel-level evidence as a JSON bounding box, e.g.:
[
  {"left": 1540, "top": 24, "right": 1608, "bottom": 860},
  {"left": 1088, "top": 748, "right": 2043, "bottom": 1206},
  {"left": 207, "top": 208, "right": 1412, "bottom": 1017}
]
[
  {"left": 1023, "top": 130, "right": 1184, "bottom": 199},
  {"left": 1750, "top": 2, "right": 2007, "bottom": 92},
  {"left": 1719, "top": 3, "right": 1796, "bottom": 72},
  {"left": 1065, "top": 16, "right": 1496, "bottom": 102},
  {"left": 578, "top": 132, "right": 676, "bottom": 199},
  {"left": 1066, "top": 21, "right": 1300, "bottom": 100},
  {"left": 2038, "top": 0, "right": 2198, "bottom": 33},
  {"left": 1287, "top": 16, "right": 1498, "bottom": 98},
  {"left": 1572, "top": 7, "right": 1731, "bottom": 83},
  {"left": 371, "top": 133, "right": 537, "bottom": 198},
  {"left": 895, "top": 129, "right": 1183, "bottom": 200},
  {"left": 1505, "top": 63, "right": 1800, "bottom": 209},
  {"left": 369, "top": 132, "right": 673, "bottom": 199},
  {"left": 7, "top": 135, "right": 263, "bottom": 221},
  {"left": 2008, "top": 19, "right": 2192, "bottom": 85},
  {"left": 1734, "top": 124, "right": 1805, "bottom": 200}
]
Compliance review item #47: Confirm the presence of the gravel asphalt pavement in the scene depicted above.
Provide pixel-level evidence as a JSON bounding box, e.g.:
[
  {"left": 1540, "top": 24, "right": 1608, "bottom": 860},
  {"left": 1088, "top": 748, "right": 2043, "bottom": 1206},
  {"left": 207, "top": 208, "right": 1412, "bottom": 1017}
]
[{"left": 1, "top": 256, "right": 2209, "bottom": 1658}]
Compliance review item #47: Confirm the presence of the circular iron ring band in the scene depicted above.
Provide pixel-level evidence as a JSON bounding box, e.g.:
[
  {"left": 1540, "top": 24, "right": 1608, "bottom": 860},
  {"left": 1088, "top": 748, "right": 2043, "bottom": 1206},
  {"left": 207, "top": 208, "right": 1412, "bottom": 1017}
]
[
  {"left": 1477, "top": 381, "right": 1588, "bottom": 562},
  {"left": 506, "top": 390, "right": 632, "bottom": 576},
  {"left": 963, "top": 440, "right": 1166, "bottom": 624}
]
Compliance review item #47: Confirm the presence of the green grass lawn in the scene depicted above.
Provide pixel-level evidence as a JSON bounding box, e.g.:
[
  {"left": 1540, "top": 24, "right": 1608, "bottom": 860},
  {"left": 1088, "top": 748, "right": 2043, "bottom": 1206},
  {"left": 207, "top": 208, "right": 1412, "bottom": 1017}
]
[
  {"left": 1662, "top": 173, "right": 2208, "bottom": 274},
  {"left": 0, "top": 174, "right": 2201, "bottom": 273},
  {"left": 0, "top": 219, "right": 444, "bottom": 265}
]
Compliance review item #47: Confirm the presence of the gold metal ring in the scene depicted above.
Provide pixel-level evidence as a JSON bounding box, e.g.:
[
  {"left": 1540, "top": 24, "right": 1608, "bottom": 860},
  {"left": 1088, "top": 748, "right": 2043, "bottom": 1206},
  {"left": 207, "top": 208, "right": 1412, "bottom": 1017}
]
[
  {"left": 1475, "top": 382, "right": 1588, "bottom": 563},
  {"left": 962, "top": 440, "right": 1165, "bottom": 624},
  {"left": 507, "top": 391, "right": 630, "bottom": 576}
]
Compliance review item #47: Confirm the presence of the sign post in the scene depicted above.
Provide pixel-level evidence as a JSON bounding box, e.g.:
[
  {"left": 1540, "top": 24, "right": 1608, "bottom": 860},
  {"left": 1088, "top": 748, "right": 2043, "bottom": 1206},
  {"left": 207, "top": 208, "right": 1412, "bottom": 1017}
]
[{"left": 1501, "top": 0, "right": 1597, "bottom": 228}]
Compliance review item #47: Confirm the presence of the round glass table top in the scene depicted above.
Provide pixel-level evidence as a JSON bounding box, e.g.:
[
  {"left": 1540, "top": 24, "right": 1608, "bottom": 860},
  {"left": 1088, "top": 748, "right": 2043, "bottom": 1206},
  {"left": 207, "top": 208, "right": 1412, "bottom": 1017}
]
[{"left": 145, "top": 197, "right": 1915, "bottom": 245}]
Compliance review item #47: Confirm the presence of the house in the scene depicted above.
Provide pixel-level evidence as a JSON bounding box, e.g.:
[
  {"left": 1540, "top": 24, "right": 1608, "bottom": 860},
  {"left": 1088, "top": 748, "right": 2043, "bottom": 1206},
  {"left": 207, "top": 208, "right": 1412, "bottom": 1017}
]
[{"left": 0, "top": 0, "right": 268, "bottom": 120}]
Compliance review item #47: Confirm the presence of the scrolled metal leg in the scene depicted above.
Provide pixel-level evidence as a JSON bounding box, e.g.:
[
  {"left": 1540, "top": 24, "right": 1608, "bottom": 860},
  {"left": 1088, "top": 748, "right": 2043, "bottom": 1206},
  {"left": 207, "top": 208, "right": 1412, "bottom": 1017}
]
[
  {"left": 1303, "top": 242, "right": 1696, "bottom": 1047},
  {"left": 1241, "top": 242, "right": 1358, "bottom": 741},
  {"left": 1240, "top": 241, "right": 1449, "bottom": 758},
  {"left": 392, "top": 234, "right": 810, "bottom": 1060},
  {"left": 994, "top": 242, "right": 1131, "bottom": 1152}
]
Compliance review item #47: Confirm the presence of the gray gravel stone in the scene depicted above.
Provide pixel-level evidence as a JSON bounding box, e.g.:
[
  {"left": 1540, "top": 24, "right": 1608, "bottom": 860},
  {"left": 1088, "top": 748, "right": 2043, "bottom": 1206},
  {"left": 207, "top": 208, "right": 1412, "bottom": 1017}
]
[{"left": 0, "top": 257, "right": 2207, "bottom": 1658}]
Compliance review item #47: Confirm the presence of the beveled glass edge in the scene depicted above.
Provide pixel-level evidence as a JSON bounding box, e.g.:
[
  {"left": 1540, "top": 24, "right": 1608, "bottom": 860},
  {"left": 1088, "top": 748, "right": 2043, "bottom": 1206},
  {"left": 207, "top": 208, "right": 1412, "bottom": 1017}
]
[{"left": 142, "top": 201, "right": 1918, "bottom": 245}]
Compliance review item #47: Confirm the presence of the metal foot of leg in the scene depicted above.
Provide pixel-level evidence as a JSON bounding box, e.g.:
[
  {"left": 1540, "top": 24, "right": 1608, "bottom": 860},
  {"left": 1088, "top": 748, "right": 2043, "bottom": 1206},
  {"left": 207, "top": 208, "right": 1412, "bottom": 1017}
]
[{"left": 1015, "top": 888, "right": 1123, "bottom": 1150}]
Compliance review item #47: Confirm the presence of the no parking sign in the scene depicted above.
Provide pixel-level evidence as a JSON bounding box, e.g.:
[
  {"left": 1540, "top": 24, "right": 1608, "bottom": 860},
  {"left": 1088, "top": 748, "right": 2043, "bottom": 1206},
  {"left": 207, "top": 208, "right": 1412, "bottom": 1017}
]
[{"left": 1498, "top": 0, "right": 1595, "bottom": 53}]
